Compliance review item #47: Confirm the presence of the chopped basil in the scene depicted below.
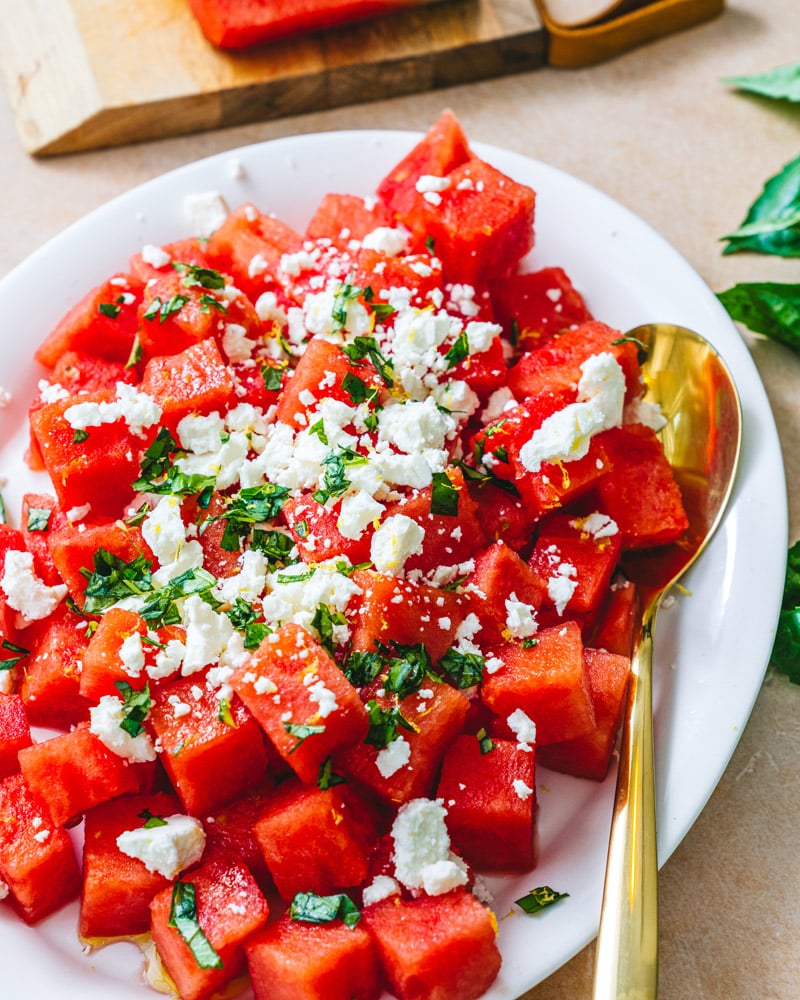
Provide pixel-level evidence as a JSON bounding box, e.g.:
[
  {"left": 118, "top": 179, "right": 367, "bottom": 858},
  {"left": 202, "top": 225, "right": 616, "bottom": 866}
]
[
  {"left": 284, "top": 721, "right": 326, "bottom": 752},
  {"left": 342, "top": 650, "right": 385, "bottom": 687},
  {"left": 72, "top": 428, "right": 90, "bottom": 444},
  {"left": 146, "top": 293, "right": 189, "bottom": 324},
  {"left": 168, "top": 881, "right": 223, "bottom": 969},
  {"left": 311, "top": 603, "right": 347, "bottom": 655},
  {"left": 0, "top": 639, "right": 29, "bottom": 670},
  {"left": 425, "top": 234, "right": 436, "bottom": 254},
  {"left": 364, "top": 700, "right": 415, "bottom": 749},
  {"left": 98, "top": 301, "right": 122, "bottom": 318},
  {"left": 138, "top": 808, "right": 168, "bottom": 829},
  {"left": 340, "top": 371, "right": 376, "bottom": 406},
  {"left": 211, "top": 483, "right": 291, "bottom": 551},
  {"left": 331, "top": 277, "right": 363, "bottom": 332},
  {"left": 173, "top": 262, "right": 226, "bottom": 290},
  {"left": 0, "top": 491, "right": 5, "bottom": 524},
  {"left": 276, "top": 567, "right": 316, "bottom": 585},
  {"left": 244, "top": 622, "right": 272, "bottom": 650},
  {"left": 341, "top": 335, "right": 394, "bottom": 388},
  {"left": 476, "top": 727, "right": 495, "bottom": 754},
  {"left": 139, "top": 567, "right": 218, "bottom": 628},
  {"left": 444, "top": 329, "right": 470, "bottom": 368},
  {"left": 26, "top": 507, "right": 52, "bottom": 532},
  {"left": 295, "top": 519, "right": 309, "bottom": 539},
  {"left": 317, "top": 756, "right": 346, "bottom": 790},
  {"left": 514, "top": 886, "right": 569, "bottom": 915},
  {"left": 313, "top": 447, "right": 367, "bottom": 505},
  {"left": 455, "top": 459, "right": 521, "bottom": 497},
  {"left": 81, "top": 549, "right": 154, "bottom": 614},
  {"left": 308, "top": 419, "right": 329, "bottom": 444},
  {"left": 381, "top": 642, "right": 436, "bottom": 699},
  {"left": 198, "top": 292, "right": 227, "bottom": 315},
  {"left": 261, "top": 364, "right": 284, "bottom": 392},
  {"left": 126, "top": 334, "right": 143, "bottom": 369},
  {"left": 289, "top": 891, "right": 361, "bottom": 929},
  {"left": 430, "top": 471, "right": 459, "bottom": 517},
  {"left": 217, "top": 697, "right": 235, "bottom": 728},
  {"left": 521, "top": 637, "right": 538, "bottom": 649},
  {"left": 114, "top": 680, "right": 151, "bottom": 738},
  {"left": 251, "top": 528, "right": 297, "bottom": 569},
  {"left": 439, "top": 647, "right": 485, "bottom": 688}
]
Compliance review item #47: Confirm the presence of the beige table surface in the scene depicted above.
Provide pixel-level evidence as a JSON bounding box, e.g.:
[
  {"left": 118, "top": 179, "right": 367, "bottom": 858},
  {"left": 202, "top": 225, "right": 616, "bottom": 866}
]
[{"left": 2, "top": 2, "right": 799, "bottom": 998}]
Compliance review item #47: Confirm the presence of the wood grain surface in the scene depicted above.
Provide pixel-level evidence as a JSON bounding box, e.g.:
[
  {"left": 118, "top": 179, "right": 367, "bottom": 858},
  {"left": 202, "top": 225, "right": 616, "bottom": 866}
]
[{"left": 0, "top": 0, "right": 544, "bottom": 155}]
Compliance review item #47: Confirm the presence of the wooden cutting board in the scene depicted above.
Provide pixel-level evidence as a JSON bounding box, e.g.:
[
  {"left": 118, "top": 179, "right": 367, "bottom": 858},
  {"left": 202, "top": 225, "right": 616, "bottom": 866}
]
[{"left": 0, "top": 0, "right": 545, "bottom": 156}]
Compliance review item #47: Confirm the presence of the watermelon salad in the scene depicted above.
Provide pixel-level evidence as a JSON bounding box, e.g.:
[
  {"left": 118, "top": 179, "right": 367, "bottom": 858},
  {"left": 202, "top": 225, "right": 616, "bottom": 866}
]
[{"left": 0, "top": 110, "right": 689, "bottom": 1000}]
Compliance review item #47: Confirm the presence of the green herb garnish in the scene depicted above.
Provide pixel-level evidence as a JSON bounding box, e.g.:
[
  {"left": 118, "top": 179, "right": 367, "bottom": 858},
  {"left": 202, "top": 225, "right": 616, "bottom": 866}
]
[
  {"left": 289, "top": 891, "right": 361, "bottom": 929},
  {"left": 26, "top": 507, "right": 52, "bottom": 532},
  {"left": 514, "top": 886, "right": 569, "bottom": 915},
  {"left": 169, "top": 881, "right": 223, "bottom": 969},
  {"left": 284, "top": 721, "right": 326, "bottom": 752},
  {"left": 439, "top": 647, "right": 485, "bottom": 688},
  {"left": 114, "top": 680, "right": 151, "bottom": 738},
  {"left": 81, "top": 549, "right": 154, "bottom": 614},
  {"left": 430, "top": 471, "right": 459, "bottom": 516},
  {"left": 0, "top": 639, "right": 29, "bottom": 670},
  {"left": 139, "top": 808, "right": 168, "bottom": 829}
]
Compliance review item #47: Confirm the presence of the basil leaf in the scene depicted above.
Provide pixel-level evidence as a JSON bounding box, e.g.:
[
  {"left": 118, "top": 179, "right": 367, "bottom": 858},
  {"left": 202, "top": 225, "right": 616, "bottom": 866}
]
[
  {"left": 217, "top": 697, "right": 235, "bottom": 727},
  {"left": 261, "top": 364, "right": 284, "bottom": 392},
  {"left": 722, "top": 153, "right": 800, "bottom": 256},
  {"left": 381, "top": 642, "right": 435, "bottom": 699},
  {"left": 444, "top": 329, "right": 470, "bottom": 368},
  {"left": 169, "top": 881, "right": 223, "bottom": 969},
  {"left": 717, "top": 282, "right": 800, "bottom": 351},
  {"left": 440, "top": 647, "right": 485, "bottom": 688},
  {"left": 311, "top": 603, "right": 347, "bottom": 655},
  {"left": 173, "top": 262, "right": 226, "bottom": 290},
  {"left": 114, "top": 680, "right": 151, "bottom": 738},
  {"left": 515, "top": 886, "right": 569, "bottom": 915},
  {"left": 284, "top": 721, "right": 326, "bottom": 752},
  {"left": 317, "top": 756, "right": 346, "bottom": 790},
  {"left": 139, "top": 808, "right": 168, "bottom": 829},
  {"left": 0, "top": 639, "right": 29, "bottom": 670},
  {"left": 81, "top": 549, "right": 154, "bottom": 614},
  {"left": 724, "top": 62, "right": 800, "bottom": 102},
  {"left": 476, "top": 727, "right": 495, "bottom": 754},
  {"left": 341, "top": 336, "right": 394, "bottom": 388},
  {"left": 98, "top": 301, "right": 122, "bottom": 318},
  {"left": 289, "top": 891, "right": 361, "bottom": 929},
  {"left": 430, "top": 471, "right": 459, "bottom": 517},
  {"left": 364, "top": 701, "right": 415, "bottom": 749},
  {"left": 342, "top": 650, "right": 385, "bottom": 687}
]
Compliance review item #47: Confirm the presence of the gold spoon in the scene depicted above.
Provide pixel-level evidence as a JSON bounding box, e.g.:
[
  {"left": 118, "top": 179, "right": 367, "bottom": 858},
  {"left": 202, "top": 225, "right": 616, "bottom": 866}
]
[{"left": 592, "top": 322, "right": 743, "bottom": 1000}]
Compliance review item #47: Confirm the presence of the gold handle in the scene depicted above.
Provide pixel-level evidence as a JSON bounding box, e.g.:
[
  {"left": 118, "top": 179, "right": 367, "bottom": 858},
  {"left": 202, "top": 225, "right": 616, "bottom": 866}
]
[{"left": 592, "top": 604, "right": 659, "bottom": 1000}]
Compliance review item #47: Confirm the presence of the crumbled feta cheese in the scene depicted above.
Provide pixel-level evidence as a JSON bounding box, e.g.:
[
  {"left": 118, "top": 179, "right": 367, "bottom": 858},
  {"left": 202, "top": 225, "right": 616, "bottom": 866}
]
[
  {"left": 547, "top": 562, "right": 578, "bottom": 615},
  {"left": 149, "top": 638, "right": 186, "bottom": 681},
  {"left": 140, "top": 244, "right": 171, "bottom": 269},
  {"left": 65, "top": 382, "right": 162, "bottom": 439},
  {"left": 519, "top": 353, "right": 625, "bottom": 472},
  {"left": 370, "top": 515, "right": 425, "bottom": 576},
  {"left": 624, "top": 396, "right": 668, "bottom": 432},
  {"left": 181, "top": 595, "right": 234, "bottom": 675},
  {"left": 571, "top": 511, "right": 619, "bottom": 540},
  {"left": 506, "top": 707, "right": 537, "bottom": 751},
  {"left": 337, "top": 490, "right": 385, "bottom": 541},
  {"left": 119, "top": 632, "right": 146, "bottom": 677},
  {"left": 89, "top": 695, "right": 157, "bottom": 763},
  {"left": 376, "top": 735, "right": 411, "bottom": 778},
  {"left": 362, "top": 874, "right": 400, "bottom": 907},
  {"left": 117, "top": 814, "right": 206, "bottom": 879},
  {"left": 513, "top": 779, "right": 534, "bottom": 800},
  {"left": 391, "top": 798, "right": 468, "bottom": 895},
  {"left": 361, "top": 226, "right": 409, "bottom": 256},
  {"left": 504, "top": 593, "right": 539, "bottom": 640},
  {"left": 307, "top": 678, "right": 338, "bottom": 719},
  {"left": 1, "top": 550, "right": 67, "bottom": 623}
]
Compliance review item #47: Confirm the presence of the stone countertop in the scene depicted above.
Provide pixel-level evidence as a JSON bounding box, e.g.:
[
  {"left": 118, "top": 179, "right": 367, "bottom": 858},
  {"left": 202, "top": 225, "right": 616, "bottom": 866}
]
[{"left": 1, "top": 1, "right": 799, "bottom": 997}]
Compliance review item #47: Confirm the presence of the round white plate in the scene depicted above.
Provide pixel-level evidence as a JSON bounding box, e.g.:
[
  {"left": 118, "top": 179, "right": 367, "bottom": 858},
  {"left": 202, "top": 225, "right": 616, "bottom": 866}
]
[{"left": 0, "top": 130, "right": 787, "bottom": 999}]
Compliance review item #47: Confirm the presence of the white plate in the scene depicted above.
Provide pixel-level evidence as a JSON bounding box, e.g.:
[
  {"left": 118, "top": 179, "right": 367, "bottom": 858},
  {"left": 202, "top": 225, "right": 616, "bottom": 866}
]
[{"left": 0, "top": 130, "right": 787, "bottom": 999}]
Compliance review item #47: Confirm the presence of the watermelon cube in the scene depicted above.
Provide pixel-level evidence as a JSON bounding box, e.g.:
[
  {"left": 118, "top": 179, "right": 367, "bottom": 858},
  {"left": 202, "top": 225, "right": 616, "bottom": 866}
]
[
  {"left": 80, "top": 791, "right": 182, "bottom": 938},
  {"left": 0, "top": 774, "right": 81, "bottom": 923},
  {"left": 150, "top": 853, "right": 270, "bottom": 1000},
  {"left": 435, "top": 734, "right": 536, "bottom": 870},
  {"left": 19, "top": 604, "right": 91, "bottom": 729},
  {"left": 482, "top": 620, "right": 596, "bottom": 746},
  {"left": 147, "top": 674, "right": 270, "bottom": 817},
  {"left": 0, "top": 693, "right": 32, "bottom": 779},
  {"left": 363, "top": 888, "right": 501, "bottom": 1000},
  {"left": 231, "top": 623, "right": 369, "bottom": 784},
  {"left": 253, "top": 779, "right": 377, "bottom": 901},
  {"left": 246, "top": 910, "right": 381, "bottom": 1000}
]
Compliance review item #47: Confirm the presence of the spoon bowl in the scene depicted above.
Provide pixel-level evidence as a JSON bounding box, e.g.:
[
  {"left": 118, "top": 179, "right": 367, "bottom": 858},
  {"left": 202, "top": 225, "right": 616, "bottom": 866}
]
[{"left": 592, "top": 322, "right": 743, "bottom": 1000}]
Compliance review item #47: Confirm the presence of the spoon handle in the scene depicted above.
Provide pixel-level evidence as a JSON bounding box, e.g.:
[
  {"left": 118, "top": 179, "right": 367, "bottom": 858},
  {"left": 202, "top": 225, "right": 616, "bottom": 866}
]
[{"left": 592, "top": 604, "right": 659, "bottom": 1000}]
